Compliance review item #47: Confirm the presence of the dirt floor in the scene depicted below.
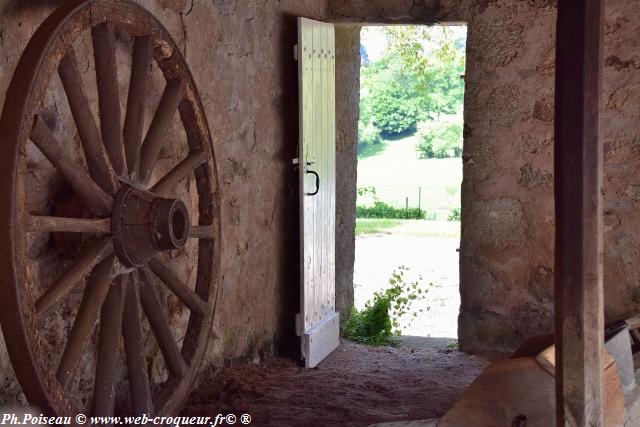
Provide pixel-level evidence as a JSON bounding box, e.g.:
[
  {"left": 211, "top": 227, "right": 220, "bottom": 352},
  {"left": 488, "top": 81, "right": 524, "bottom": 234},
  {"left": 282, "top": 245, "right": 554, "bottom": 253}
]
[{"left": 183, "top": 337, "right": 488, "bottom": 426}]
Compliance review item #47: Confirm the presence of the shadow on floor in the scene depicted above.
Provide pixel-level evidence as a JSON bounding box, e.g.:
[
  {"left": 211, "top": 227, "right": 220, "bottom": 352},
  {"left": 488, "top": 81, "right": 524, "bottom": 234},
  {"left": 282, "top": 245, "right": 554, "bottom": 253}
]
[{"left": 183, "top": 338, "right": 487, "bottom": 427}]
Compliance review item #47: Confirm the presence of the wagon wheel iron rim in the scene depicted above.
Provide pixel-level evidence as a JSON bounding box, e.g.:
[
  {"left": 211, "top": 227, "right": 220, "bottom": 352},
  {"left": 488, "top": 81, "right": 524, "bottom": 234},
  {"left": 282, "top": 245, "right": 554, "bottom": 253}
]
[{"left": 0, "top": 0, "right": 221, "bottom": 417}]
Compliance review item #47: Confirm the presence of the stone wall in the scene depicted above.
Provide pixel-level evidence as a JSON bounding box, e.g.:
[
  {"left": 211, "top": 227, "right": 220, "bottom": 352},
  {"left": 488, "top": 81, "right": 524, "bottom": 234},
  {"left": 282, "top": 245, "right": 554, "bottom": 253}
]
[
  {"left": 0, "top": 0, "right": 328, "bottom": 403},
  {"left": 1, "top": 0, "right": 639, "bottom": 406},
  {"left": 330, "top": 0, "right": 640, "bottom": 356},
  {"left": 334, "top": 24, "right": 360, "bottom": 325}
]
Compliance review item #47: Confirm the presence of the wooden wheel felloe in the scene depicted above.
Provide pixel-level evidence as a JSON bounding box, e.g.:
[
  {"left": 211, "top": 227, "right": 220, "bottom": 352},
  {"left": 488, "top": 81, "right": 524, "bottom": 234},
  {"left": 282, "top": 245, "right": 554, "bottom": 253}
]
[{"left": 0, "top": 0, "right": 220, "bottom": 417}]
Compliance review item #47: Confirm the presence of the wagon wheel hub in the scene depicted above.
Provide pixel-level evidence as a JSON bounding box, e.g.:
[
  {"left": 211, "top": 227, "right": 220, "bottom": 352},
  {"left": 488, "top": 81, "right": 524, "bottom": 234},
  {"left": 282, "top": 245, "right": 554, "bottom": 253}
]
[{"left": 112, "top": 185, "right": 191, "bottom": 267}]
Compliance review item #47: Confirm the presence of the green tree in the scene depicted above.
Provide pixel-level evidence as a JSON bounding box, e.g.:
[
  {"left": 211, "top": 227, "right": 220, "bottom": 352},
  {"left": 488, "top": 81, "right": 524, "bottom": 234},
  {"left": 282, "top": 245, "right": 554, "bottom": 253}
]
[
  {"left": 384, "top": 26, "right": 466, "bottom": 120},
  {"left": 369, "top": 79, "right": 420, "bottom": 136},
  {"left": 357, "top": 55, "right": 382, "bottom": 151},
  {"left": 360, "top": 55, "right": 421, "bottom": 137},
  {"left": 416, "top": 121, "right": 463, "bottom": 159},
  {"left": 358, "top": 26, "right": 466, "bottom": 151}
]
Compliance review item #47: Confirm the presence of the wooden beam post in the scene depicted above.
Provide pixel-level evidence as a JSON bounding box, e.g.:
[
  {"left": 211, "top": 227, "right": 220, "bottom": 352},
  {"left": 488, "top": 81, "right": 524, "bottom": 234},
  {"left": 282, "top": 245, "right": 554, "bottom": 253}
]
[{"left": 554, "top": 1, "right": 605, "bottom": 426}]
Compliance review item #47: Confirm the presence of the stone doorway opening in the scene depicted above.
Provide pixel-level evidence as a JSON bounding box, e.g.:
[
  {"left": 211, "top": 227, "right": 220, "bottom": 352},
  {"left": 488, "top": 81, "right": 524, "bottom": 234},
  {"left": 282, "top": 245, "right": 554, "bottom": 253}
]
[
  {"left": 349, "top": 24, "right": 467, "bottom": 345},
  {"left": 183, "top": 24, "right": 483, "bottom": 427}
]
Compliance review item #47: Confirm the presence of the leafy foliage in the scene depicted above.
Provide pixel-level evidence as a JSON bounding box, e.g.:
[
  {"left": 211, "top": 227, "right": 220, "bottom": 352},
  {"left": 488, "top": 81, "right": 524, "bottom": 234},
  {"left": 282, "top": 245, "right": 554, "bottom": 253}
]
[
  {"left": 358, "top": 26, "right": 466, "bottom": 157},
  {"left": 448, "top": 207, "right": 461, "bottom": 222},
  {"left": 343, "top": 267, "right": 430, "bottom": 345},
  {"left": 358, "top": 122, "right": 383, "bottom": 147},
  {"left": 356, "top": 201, "right": 426, "bottom": 220},
  {"left": 359, "top": 54, "right": 421, "bottom": 139},
  {"left": 343, "top": 303, "right": 391, "bottom": 346},
  {"left": 416, "top": 121, "right": 463, "bottom": 159},
  {"left": 385, "top": 26, "right": 466, "bottom": 119},
  {"left": 356, "top": 187, "right": 427, "bottom": 219},
  {"left": 357, "top": 186, "right": 377, "bottom": 197},
  {"left": 368, "top": 77, "right": 421, "bottom": 136}
]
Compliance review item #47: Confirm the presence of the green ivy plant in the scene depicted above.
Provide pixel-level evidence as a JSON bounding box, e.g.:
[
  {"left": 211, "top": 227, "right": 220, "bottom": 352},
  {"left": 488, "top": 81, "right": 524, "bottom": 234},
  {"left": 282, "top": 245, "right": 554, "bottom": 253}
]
[{"left": 343, "top": 267, "right": 431, "bottom": 345}]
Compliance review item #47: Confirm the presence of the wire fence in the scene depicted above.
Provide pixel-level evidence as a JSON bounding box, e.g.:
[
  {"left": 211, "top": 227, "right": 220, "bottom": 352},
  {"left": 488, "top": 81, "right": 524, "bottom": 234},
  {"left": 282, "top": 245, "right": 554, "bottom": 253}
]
[{"left": 356, "top": 185, "right": 461, "bottom": 221}]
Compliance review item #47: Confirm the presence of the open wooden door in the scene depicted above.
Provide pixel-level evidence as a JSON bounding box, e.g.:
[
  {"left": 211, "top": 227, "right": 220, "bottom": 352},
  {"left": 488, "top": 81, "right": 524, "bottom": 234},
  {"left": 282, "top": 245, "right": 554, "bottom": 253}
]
[{"left": 296, "top": 17, "right": 338, "bottom": 368}]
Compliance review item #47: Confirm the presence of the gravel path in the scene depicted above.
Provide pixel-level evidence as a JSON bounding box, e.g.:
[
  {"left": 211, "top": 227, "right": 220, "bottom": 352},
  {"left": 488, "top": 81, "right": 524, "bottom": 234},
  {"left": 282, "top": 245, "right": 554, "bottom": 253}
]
[{"left": 354, "top": 234, "right": 460, "bottom": 339}]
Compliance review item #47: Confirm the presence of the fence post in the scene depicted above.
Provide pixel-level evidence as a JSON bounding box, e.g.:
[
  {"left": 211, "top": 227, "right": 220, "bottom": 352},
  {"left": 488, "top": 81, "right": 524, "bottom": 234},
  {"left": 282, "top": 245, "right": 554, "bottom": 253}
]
[{"left": 405, "top": 197, "right": 409, "bottom": 219}]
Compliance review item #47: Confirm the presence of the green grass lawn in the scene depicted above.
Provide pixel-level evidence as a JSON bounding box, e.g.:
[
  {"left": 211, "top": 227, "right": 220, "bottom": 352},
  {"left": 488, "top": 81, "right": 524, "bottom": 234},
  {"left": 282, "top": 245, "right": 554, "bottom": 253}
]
[
  {"left": 357, "top": 133, "right": 462, "bottom": 219},
  {"left": 356, "top": 218, "right": 460, "bottom": 238}
]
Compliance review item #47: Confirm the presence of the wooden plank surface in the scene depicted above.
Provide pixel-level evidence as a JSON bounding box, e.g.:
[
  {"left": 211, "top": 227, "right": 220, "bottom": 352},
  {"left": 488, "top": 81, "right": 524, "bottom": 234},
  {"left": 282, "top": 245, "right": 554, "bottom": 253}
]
[
  {"left": 553, "top": 1, "right": 605, "bottom": 425},
  {"left": 303, "top": 312, "right": 339, "bottom": 368},
  {"left": 534, "top": 346, "right": 625, "bottom": 427},
  {"left": 535, "top": 345, "right": 615, "bottom": 378},
  {"left": 439, "top": 358, "right": 556, "bottom": 427},
  {"left": 298, "top": 17, "right": 338, "bottom": 367},
  {"left": 320, "top": 23, "right": 328, "bottom": 325},
  {"left": 439, "top": 356, "right": 625, "bottom": 427},
  {"left": 312, "top": 20, "right": 321, "bottom": 327},
  {"left": 327, "top": 25, "right": 336, "bottom": 317},
  {"left": 298, "top": 17, "right": 313, "bottom": 334}
]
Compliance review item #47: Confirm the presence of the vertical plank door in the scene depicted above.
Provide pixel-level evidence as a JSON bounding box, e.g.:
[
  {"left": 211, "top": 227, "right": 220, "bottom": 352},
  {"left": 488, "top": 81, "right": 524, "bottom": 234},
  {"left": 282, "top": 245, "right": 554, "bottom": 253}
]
[{"left": 297, "top": 17, "right": 338, "bottom": 368}]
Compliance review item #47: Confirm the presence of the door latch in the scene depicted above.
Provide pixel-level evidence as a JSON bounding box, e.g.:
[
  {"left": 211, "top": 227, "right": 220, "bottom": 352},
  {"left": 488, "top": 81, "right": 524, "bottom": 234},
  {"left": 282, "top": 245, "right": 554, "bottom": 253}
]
[{"left": 305, "top": 169, "right": 320, "bottom": 196}]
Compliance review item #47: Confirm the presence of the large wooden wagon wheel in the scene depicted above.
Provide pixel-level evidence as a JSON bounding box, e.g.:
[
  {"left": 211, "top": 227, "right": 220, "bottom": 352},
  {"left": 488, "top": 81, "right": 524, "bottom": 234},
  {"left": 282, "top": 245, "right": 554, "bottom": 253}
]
[{"left": 0, "top": 0, "right": 220, "bottom": 417}]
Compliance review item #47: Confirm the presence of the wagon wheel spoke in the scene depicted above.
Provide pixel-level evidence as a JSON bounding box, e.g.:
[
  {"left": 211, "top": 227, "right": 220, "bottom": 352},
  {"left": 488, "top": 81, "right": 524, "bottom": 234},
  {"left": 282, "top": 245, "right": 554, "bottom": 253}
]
[
  {"left": 150, "top": 150, "right": 207, "bottom": 195},
  {"left": 139, "top": 270, "right": 188, "bottom": 378},
  {"left": 123, "top": 36, "right": 153, "bottom": 179},
  {"left": 138, "top": 79, "right": 185, "bottom": 185},
  {"left": 58, "top": 49, "right": 115, "bottom": 195},
  {"left": 36, "top": 239, "right": 113, "bottom": 317},
  {"left": 57, "top": 254, "right": 115, "bottom": 388},
  {"left": 92, "top": 22, "right": 125, "bottom": 177},
  {"left": 147, "top": 259, "right": 207, "bottom": 315},
  {"left": 27, "top": 216, "right": 111, "bottom": 235},
  {"left": 93, "top": 282, "right": 125, "bottom": 418},
  {"left": 30, "top": 116, "right": 113, "bottom": 216},
  {"left": 122, "top": 279, "right": 153, "bottom": 416},
  {"left": 189, "top": 225, "right": 216, "bottom": 240}
]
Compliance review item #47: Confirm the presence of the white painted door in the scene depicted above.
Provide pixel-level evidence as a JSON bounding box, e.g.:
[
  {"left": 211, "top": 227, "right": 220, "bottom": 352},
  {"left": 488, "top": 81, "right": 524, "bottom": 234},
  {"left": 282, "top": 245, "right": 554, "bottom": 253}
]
[{"left": 296, "top": 17, "right": 338, "bottom": 368}]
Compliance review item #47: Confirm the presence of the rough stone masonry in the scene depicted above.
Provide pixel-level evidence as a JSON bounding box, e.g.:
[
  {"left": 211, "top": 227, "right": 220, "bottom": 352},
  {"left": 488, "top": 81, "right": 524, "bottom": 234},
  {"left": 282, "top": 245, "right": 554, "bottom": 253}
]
[
  {"left": 330, "top": 0, "right": 640, "bottom": 356},
  {"left": 0, "top": 0, "right": 639, "bottom": 404}
]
